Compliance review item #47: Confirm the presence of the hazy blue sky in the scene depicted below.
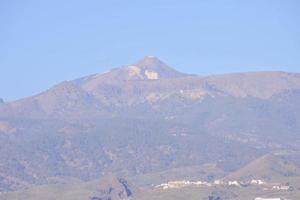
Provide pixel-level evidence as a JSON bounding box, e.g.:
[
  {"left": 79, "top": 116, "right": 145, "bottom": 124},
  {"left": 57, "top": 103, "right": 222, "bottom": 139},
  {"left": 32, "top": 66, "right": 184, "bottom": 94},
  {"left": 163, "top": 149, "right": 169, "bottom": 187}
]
[{"left": 1, "top": 0, "right": 300, "bottom": 101}]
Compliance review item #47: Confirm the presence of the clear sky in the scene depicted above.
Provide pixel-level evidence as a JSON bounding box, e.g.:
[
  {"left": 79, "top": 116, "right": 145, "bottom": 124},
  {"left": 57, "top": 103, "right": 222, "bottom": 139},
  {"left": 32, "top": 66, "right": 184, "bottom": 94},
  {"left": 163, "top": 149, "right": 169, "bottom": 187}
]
[{"left": 1, "top": 0, "right": 300, "bottom": 101}]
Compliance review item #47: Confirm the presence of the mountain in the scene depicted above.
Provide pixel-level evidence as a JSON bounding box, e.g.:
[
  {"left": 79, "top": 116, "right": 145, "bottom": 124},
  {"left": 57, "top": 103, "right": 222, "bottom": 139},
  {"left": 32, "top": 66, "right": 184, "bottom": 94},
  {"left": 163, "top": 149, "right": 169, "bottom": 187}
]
[
  {"left": 225, "top": 153, "right": 300, "bottom": 181},
  {"left": 1, "top": 57, "right": 300, "bottom": 118},
  {"left": 0, "top": 56, "right": 300, "bottom": 192}
]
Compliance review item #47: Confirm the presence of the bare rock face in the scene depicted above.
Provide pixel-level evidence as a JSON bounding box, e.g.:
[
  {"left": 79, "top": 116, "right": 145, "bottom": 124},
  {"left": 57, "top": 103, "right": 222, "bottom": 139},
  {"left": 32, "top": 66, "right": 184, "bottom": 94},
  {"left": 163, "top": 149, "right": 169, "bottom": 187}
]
[{"left": 90, "top": 177, "right": 133, "bottom": 200}]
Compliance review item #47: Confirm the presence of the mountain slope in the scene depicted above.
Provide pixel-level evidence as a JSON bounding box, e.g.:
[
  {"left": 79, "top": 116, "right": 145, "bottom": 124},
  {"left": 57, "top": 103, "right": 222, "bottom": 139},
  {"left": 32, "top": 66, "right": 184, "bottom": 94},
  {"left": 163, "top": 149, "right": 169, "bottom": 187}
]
[
  {"left": 1, "top": 57, "right": 300, "bottom": 118},
  {"left": 0, "top": 56, "right": 300, "bottom": 192},
  {"left": 225, "top": 153, "right": 300, "bottom": 181}
]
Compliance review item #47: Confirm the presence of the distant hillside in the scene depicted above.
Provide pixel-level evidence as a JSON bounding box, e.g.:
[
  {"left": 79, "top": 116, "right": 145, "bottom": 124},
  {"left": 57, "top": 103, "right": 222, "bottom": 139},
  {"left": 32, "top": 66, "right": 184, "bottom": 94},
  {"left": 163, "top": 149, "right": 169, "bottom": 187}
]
[
  {"left": 0, "top": 56, "right": 300, "bottom": 192},
  {"left": 225, "top": 153, "right": 300, "bottom": 181}
]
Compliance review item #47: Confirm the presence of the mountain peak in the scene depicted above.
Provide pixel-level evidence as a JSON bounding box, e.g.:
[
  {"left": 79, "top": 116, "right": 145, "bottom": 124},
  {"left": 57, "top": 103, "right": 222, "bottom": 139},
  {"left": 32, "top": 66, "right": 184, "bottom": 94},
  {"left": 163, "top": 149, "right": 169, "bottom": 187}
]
[
  {"left": 136, "top": 56, "right": 164, "bottom": 68},
  {"left": 125, "top": 56, "right": 186, "bottom": 80}
]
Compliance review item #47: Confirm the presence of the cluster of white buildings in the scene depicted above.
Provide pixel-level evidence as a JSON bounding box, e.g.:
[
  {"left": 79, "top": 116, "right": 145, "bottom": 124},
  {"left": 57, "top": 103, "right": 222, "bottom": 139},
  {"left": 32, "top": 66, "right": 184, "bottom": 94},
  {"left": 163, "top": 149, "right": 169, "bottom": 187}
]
[
  {"left": 155, "top": 179, "right": 295, "bottom": 192},
  {"left": 155, "top": 180, "right": 212, "bottom": 189},
  {"left": 155, "top": 179, "right": 268, "bottom": 190},
  {"left": 155, "top": 179, "right": 294, "bottom": 200},
  {"left": 154, "top": 179, "right": 294, "bottom": 200},
  {"left": 251, "top": 179, "right": 265, "bottom": 185},
  {"left": 271, "top": 185, "right": 293, "bottom": 191}
]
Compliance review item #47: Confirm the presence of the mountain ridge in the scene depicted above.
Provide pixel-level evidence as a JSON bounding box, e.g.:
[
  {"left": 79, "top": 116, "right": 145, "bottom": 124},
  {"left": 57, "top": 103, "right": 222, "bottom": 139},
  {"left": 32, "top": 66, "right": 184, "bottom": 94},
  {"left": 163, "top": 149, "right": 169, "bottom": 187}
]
[
  {"left": 1, "top": 57, "right": 300, "bottom": 106},
  {"left": 1, "top": 61, "right": 300, "bottom": 118},
  {"left": 0, "top": 57, "right": 300, "bottom": 192}
]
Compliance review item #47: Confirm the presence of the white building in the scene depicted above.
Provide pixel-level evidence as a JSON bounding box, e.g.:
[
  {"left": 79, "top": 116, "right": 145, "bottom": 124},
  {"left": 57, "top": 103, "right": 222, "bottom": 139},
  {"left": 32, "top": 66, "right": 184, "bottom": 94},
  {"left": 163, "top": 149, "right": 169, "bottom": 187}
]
[
  {"left": 272, "top": 185, "right": 292, "bottom": 191},
  {"left": 214, "top": 180, "right": 224, "bottom": 185},
  {"left": 251, "top": 179, "right": 265, "bottom": 185},
  {"left": 228, "top": 180, "right": 241, "bottom": 187}
]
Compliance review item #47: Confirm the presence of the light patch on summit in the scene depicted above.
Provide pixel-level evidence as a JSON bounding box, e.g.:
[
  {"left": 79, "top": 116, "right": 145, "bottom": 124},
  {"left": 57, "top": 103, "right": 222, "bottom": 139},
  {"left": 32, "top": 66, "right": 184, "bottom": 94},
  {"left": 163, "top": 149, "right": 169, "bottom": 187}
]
[
  {"left": 145, "top": 70, "right": 159, "bottom": 80},
  {"left": 128, "top": 65, "right": 142, "bottom": 77}
]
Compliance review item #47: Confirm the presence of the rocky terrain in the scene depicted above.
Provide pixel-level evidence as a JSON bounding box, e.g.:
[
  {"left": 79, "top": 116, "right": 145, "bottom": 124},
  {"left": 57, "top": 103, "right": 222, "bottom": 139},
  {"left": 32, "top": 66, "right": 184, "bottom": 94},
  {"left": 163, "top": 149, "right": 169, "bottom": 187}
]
[{"left": 0, "top": 56, "right": 300, "bottom": 199}]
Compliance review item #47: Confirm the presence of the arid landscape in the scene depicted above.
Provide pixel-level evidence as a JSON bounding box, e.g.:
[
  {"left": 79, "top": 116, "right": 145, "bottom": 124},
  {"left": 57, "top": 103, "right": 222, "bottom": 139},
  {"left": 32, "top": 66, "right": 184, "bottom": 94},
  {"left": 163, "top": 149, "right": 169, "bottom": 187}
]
[
  {"left": 1, "top": 56, "right": 300, "bottom": 199},
  {"left": 2, "top": 1, "right": 300, "bottom": 199}
]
